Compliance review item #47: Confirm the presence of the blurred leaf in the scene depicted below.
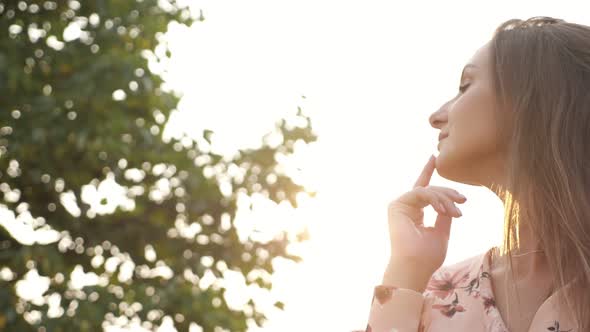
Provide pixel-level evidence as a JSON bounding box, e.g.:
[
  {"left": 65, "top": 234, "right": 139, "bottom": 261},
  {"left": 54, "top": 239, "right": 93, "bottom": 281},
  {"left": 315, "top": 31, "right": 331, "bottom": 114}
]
[{"left": 0, "top": 1, "right": 317, "bottom": 331}]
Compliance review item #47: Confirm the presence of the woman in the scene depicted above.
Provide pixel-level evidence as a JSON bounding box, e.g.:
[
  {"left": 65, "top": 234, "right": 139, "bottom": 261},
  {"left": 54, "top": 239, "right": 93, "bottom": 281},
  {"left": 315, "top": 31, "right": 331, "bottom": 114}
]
[{"left": 360, "top": 16, "right": 590, "bottom": 332}]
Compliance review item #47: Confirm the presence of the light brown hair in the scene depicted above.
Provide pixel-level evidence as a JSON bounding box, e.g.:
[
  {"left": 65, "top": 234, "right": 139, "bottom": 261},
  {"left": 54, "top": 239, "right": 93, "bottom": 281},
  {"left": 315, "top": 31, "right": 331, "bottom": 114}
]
[{"left": 491, "top": 16, "right": 590, "bottom": 330}]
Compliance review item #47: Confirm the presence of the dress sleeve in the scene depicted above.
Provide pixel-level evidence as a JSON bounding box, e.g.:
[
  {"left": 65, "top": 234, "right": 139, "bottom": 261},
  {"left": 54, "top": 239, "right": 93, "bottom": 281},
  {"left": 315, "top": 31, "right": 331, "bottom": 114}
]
[{"left": 360, "top": 284, "right": 433, "bottom": 332}]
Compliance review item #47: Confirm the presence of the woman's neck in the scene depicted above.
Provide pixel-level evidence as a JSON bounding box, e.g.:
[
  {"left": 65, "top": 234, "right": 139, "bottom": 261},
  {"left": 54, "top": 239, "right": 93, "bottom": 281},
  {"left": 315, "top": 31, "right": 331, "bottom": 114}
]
[{"left": 495, "top": 223, "right": 550, "bottom": 281}]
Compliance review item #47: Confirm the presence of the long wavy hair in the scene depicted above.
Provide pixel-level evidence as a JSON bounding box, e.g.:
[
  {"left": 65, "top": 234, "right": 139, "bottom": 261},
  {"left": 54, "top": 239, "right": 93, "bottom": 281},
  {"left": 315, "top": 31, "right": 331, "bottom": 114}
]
[{"left": 490, "top": 16, "right": 590, "bottom": 330}]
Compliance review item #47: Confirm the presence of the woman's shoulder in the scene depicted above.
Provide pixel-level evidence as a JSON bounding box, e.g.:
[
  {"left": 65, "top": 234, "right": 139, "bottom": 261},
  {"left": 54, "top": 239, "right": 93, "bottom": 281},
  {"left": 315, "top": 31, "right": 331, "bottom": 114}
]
[
  {"left": 429, "top": 247, "right": 493, "bottom": 283},
  {"left": 419, "top": 247, "right": 499, "bottom": 329}
]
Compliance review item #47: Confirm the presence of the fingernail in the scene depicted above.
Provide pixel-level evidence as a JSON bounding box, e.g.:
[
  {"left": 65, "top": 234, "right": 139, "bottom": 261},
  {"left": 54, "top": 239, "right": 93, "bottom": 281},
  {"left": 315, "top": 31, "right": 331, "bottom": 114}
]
[{"left": 455, "top": 207, "right": 462, "bottom": 216}]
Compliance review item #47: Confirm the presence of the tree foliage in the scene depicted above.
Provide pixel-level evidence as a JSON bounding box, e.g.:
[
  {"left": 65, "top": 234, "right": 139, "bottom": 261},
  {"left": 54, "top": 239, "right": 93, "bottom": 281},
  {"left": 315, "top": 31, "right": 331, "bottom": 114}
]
[{"left": 0, "top": 1, "right": 316, "bottom": 331}]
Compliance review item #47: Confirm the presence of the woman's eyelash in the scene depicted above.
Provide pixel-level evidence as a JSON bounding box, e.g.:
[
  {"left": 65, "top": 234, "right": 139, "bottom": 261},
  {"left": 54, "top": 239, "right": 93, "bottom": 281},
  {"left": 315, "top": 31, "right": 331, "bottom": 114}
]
[{"left": 459, "top": 83, "right": 470, "bottom": 93}]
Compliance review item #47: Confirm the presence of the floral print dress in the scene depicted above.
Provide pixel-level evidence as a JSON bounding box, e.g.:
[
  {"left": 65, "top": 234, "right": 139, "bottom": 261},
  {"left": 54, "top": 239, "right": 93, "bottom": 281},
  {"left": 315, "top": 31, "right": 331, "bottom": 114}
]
[{"left": 355, "top": 246, "right": 577, "bottom": 332}]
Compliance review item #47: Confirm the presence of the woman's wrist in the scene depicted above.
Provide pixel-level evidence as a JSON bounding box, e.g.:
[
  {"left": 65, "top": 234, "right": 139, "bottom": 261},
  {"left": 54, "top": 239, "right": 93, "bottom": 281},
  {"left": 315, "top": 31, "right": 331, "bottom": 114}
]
[{"left": 381, "top": 260, "right": 432, "bottom": 293}]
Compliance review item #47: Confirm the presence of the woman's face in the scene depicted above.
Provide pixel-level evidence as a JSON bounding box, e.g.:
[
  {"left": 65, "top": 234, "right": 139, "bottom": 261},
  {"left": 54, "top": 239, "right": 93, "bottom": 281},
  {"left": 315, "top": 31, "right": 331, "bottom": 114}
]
[{"left": 429, "top": 41, "right": 509, "bottom": 187}]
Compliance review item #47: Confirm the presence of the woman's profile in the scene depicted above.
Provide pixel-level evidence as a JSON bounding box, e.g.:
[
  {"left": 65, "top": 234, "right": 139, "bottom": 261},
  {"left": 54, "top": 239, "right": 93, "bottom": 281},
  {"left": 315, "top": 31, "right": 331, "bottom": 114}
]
[{"left": 358, "top": 16, "right": 590, "bottom": 332}]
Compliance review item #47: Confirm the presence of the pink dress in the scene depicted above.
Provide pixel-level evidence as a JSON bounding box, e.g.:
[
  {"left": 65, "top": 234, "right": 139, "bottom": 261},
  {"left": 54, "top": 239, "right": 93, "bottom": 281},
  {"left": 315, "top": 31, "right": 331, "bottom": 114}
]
[{"left": 355, "top": 246, "right": 577, "bottom": 332}]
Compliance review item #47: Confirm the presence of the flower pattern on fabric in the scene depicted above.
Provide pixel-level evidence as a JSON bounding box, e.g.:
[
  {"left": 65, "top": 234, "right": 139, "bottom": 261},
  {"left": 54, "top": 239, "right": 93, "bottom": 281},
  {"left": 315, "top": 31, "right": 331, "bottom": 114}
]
[
  {"left": 482, "top": 295, "right": 496, "bottom": 314},
  {"left": 426, "top": 265, "right": 471, "bottom": 300},
  {"left": 360, "top": 247, "right": 577, "bottom": 332},
  {"left": 426, "top": 259, "right": 498, "bottom": 319},
  {"left": 459, "top": 263, "right": 490, "bottom": 298},
  {"left": 373, "top": 285, "right": 397, "bottom": 306},
  {"left": 431, "top": 292, "right": 466, "bottom": 318}
]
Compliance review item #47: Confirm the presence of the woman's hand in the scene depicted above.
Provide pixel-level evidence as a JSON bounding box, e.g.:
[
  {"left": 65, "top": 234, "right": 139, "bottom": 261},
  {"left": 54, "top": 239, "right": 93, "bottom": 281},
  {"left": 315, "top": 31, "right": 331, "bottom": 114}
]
[{"left": 383, "top": 155, "right": 467, "bottom": 291}]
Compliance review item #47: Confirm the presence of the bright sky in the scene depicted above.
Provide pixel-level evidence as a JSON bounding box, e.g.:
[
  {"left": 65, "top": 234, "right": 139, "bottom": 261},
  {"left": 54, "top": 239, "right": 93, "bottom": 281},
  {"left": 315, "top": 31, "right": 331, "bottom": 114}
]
[{"left": 157, "top": 1, "right": 590, "bottom": 331}]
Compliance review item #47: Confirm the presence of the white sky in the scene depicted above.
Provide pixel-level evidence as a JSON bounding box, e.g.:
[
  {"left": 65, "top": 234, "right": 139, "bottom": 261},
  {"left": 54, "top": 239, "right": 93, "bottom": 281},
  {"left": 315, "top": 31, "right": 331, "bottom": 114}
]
[{"left": 158, "top": 1, "right": 590, "bottom": 331}]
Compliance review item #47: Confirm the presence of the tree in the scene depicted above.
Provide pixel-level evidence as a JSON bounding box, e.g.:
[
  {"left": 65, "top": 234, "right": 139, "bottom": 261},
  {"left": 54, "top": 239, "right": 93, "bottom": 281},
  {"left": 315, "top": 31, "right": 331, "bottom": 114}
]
[{"left": 0, "top": 1, "right": 316, "bottom": 331}]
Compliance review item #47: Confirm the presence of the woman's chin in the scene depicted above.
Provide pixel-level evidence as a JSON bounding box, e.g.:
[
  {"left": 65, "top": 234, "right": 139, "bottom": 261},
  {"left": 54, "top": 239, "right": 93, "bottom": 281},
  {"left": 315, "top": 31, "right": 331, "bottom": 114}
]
[
  {"left": 434, "top": 152, "right": 476, "bottom": 185},
  {"left": 434, "top": 152, "right": 455, "bottom": 180}
]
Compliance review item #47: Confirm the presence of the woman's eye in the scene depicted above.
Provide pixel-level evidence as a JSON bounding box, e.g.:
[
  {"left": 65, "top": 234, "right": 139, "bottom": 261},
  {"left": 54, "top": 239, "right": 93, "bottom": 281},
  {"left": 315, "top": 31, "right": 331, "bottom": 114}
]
[{"left": 459, "top": 83, "right": 470, "bottom": 93}]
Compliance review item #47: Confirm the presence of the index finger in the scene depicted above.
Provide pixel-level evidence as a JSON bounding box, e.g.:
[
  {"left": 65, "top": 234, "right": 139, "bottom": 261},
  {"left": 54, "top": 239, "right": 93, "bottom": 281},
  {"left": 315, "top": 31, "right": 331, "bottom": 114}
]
[{"left": 413, "top": 155, "right": 436, "bottom": 188}]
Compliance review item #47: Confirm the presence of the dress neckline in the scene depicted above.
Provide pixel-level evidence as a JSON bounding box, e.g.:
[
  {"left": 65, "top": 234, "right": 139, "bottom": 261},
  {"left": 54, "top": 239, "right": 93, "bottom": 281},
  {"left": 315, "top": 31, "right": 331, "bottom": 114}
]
[{"left": 480, "top": 246, "right": 562, "bottom": 332}]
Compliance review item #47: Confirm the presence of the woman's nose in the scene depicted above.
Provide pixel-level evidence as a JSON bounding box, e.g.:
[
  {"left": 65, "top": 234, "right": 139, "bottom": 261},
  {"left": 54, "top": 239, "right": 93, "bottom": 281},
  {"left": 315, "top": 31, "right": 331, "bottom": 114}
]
[{"left": 429, "top": 108, "right": 447, "bottom": 129}]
